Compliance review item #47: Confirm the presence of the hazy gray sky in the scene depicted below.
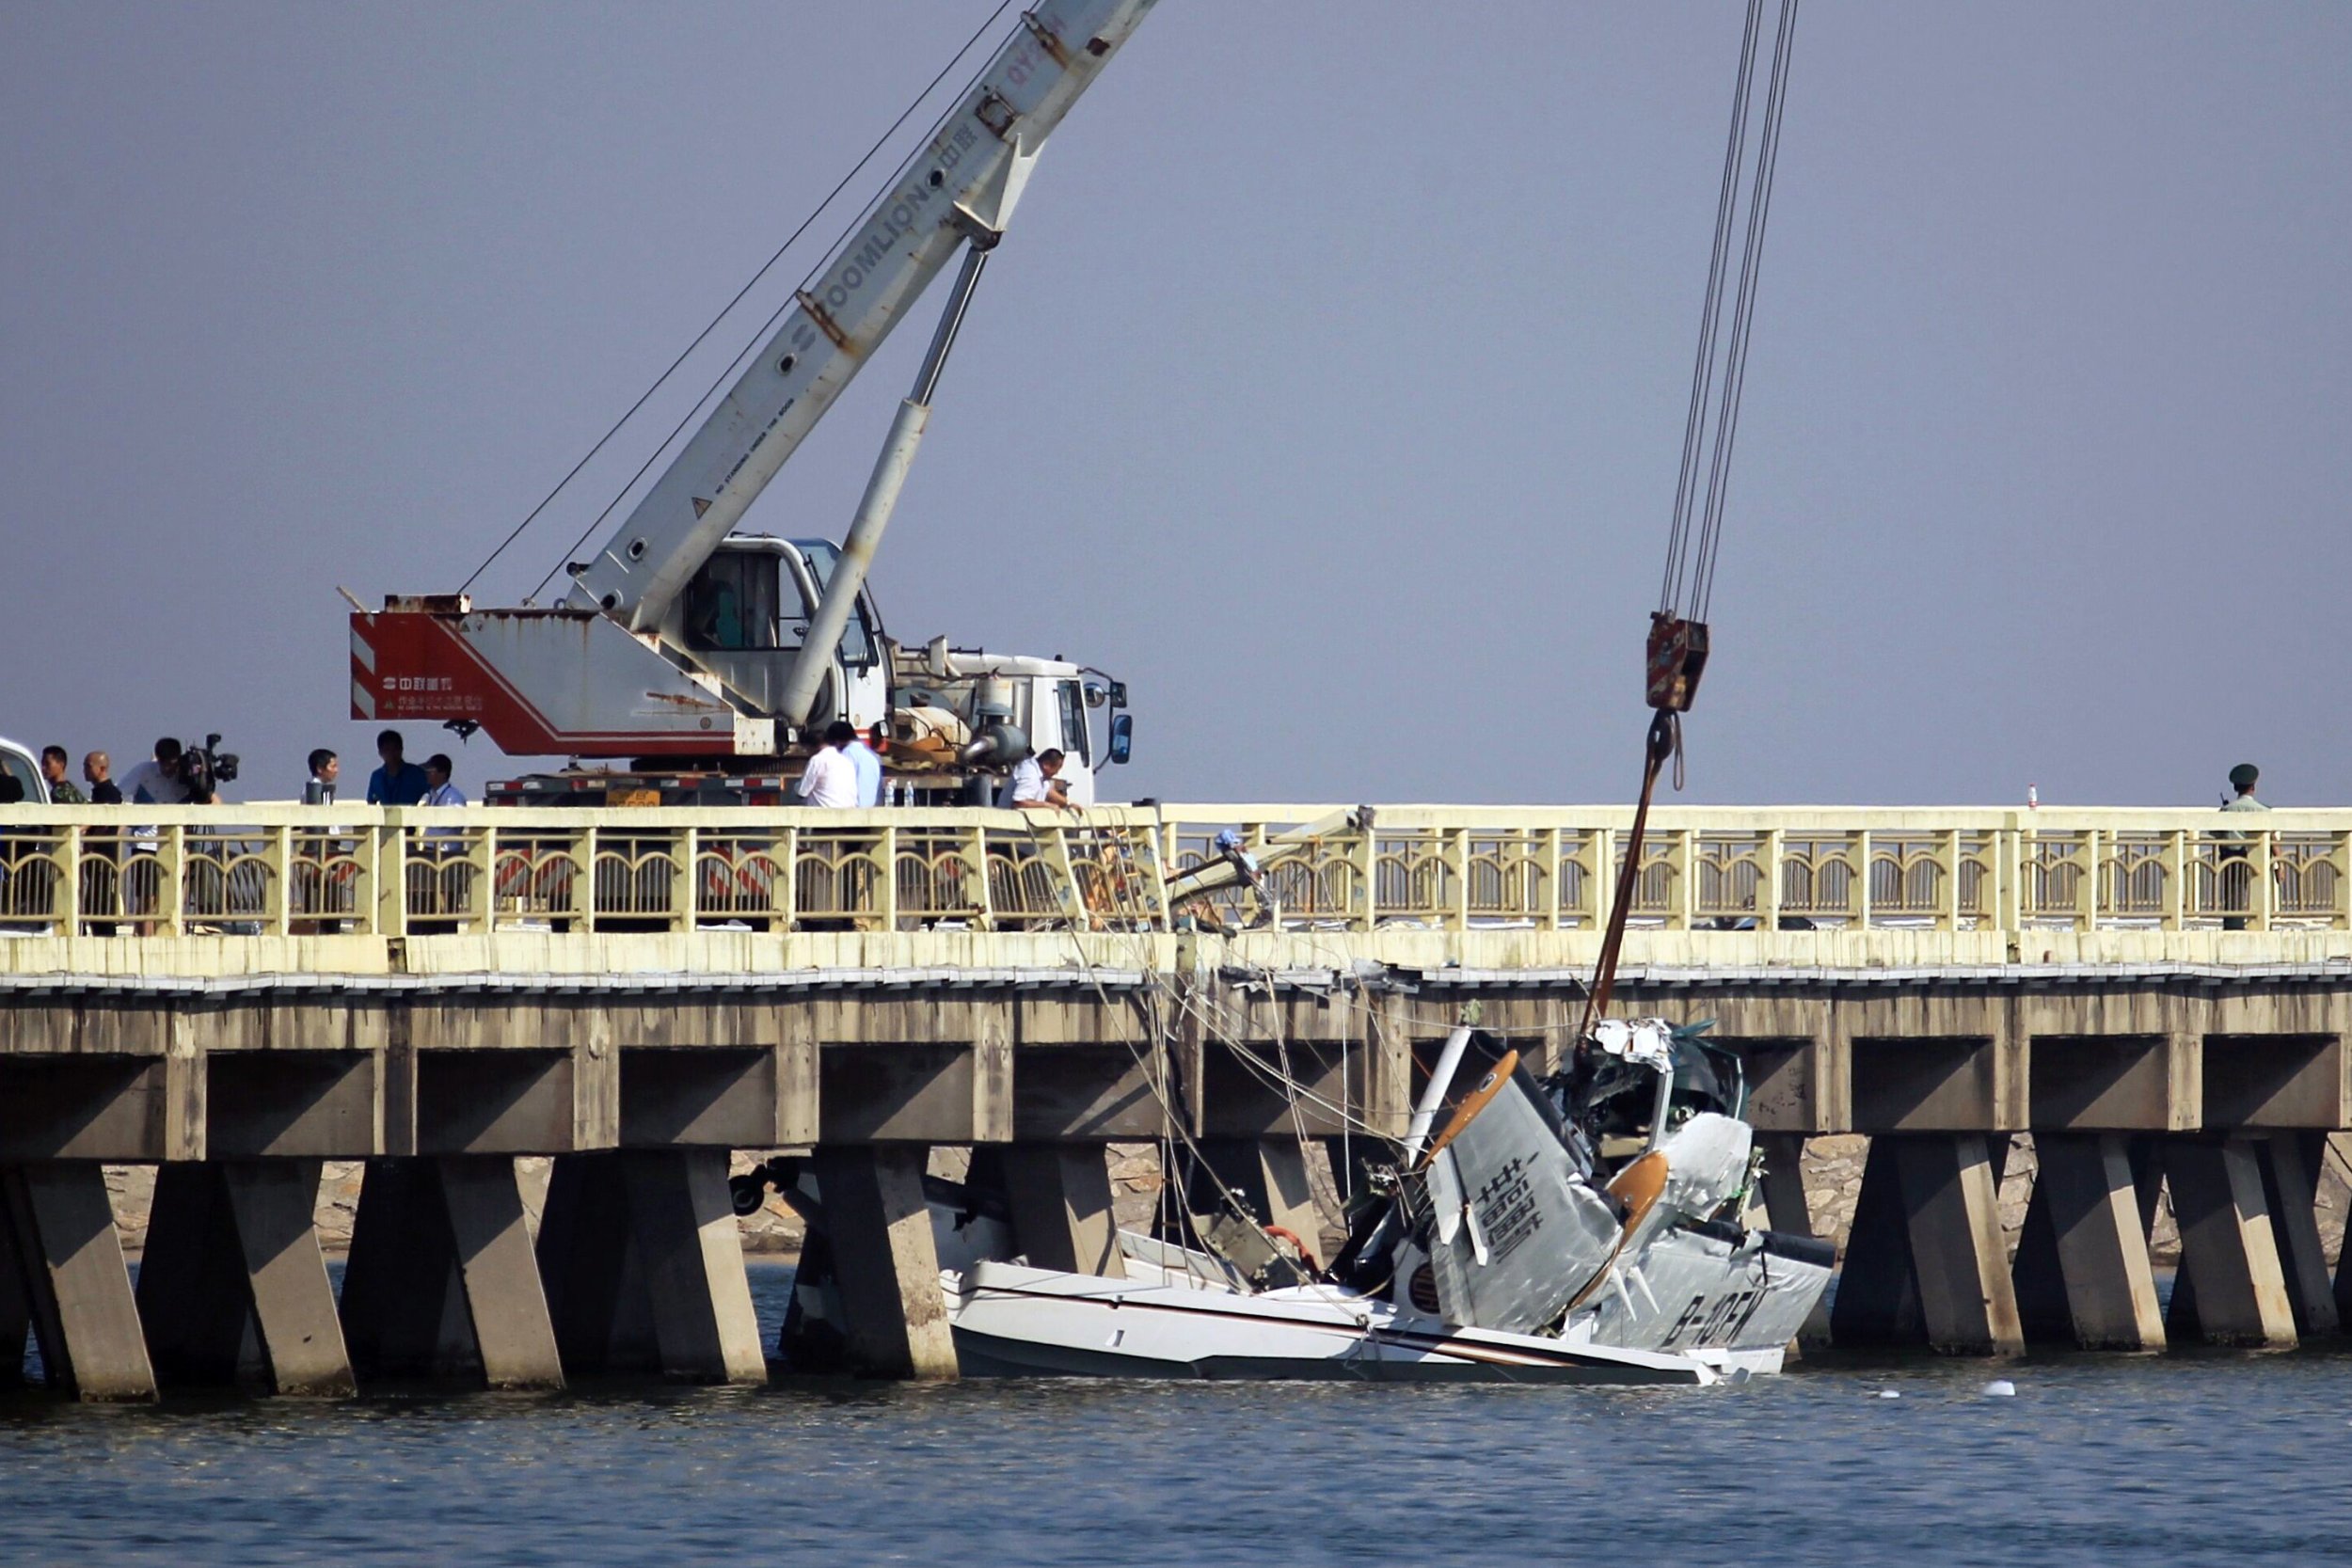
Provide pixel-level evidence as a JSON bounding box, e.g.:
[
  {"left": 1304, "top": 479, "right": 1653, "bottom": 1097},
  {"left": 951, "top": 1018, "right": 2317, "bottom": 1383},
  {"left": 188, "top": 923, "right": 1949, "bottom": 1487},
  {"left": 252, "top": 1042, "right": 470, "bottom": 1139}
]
[{"left": 5, "top": 2, "right": 2348, "bottom": 806}]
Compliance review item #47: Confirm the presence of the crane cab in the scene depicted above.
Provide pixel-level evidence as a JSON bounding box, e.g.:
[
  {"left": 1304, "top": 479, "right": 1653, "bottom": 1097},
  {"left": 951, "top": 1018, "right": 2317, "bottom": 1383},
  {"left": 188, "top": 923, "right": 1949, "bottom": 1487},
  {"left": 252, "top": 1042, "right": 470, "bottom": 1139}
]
[{"left": 680, "top": 535, "right": 890, "bottom": 735}]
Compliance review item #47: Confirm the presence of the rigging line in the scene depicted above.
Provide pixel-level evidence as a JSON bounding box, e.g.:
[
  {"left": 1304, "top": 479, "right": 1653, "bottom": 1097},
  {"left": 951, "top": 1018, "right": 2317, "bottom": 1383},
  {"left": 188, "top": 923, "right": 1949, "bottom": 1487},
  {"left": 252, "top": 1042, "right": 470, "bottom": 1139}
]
[
  {"left": 505, "top": 0, "right": 1016, "bottom": 604},
  {"left": 1693, "top": 0, "right": 1801, "bottom": 624},
  {"left": 1661, "top": 0, "right": 1767, "bottom": 616}
]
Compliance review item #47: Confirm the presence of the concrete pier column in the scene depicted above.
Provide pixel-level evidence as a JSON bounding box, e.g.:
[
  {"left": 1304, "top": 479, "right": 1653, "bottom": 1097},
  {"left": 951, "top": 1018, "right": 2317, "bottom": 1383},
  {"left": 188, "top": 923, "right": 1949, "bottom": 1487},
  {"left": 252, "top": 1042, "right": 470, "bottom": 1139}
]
[
  {"left": 137, "top": 1162, "right": 355, "bottom": 1395},
  {"left": 2162, "top": 1137, "right": 2296, "bottom": 1348},
  {"left": 1195, "top": 1138, "right": 1323, "bottom": 1264},
  {"left": 1892, "top": 1135, "right": 2025, "bottom": 1356},
  {"left": 0, "top": 1202, "right": 32, "bottom": 1384},
  {"left": 620, "top": 1150, "right": 765, "bottom": 1385},
  {"left": 437, "top": 1156, "right": 565, "bottom": 1389},
  {"left": 2330, "top": 1133, "right": 2352, "bottom": 1329},
  {"left": 535, "top": 1152, "right": 658, "bottom": 1375},
  {"left": 339, "top": 1157, "right": 564, "bottom": 1388},
  {"left": 2011, "top": 1134, "right": 2164, "bottom": 1350},
  {"left": 1829, "top": 1138, "right": 1925, "bottom": 1347},
  {"left": 136, "top": 1163, "right": 262, "bottom": 1386},
  {"left": 221, "top": 1162, "right": 356, "bottom": 1394},
  {"left": 2253, "top": 1134, "right": 2340, "bottom": 1337},
  {"left": 811, "top": 1145, "right": 956, "bottom": 1379},
  {"left": 1, "top": 1164, "right": 156, "bottom": 1401},
  {"left": 339, "top": 1159, "right": 474, "bottom": 1381},
  {"left": 1752, "top": 1133, "right": 1830, "bottom": 1348},
  {"left": 995, "top": 1144, "right": 1118, "bottom": 1276}
]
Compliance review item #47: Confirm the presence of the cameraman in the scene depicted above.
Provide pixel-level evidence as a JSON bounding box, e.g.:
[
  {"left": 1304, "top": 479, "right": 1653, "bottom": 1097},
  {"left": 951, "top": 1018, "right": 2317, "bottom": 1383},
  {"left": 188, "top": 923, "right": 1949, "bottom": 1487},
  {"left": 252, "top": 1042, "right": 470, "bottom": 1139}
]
[{"left": 119, "top": 737, "right": 191, "bottom": 932}]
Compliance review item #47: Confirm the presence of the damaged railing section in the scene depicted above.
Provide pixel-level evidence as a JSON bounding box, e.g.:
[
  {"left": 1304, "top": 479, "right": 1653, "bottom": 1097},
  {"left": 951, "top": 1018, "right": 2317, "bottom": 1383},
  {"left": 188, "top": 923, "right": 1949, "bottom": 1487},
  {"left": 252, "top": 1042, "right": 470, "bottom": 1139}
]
[
  {"left": 1156, "top": 807, "right": 2352, "bottom": 935},
  {"left": 0, "top": 804, "right": 2346, "bottom": 937}
]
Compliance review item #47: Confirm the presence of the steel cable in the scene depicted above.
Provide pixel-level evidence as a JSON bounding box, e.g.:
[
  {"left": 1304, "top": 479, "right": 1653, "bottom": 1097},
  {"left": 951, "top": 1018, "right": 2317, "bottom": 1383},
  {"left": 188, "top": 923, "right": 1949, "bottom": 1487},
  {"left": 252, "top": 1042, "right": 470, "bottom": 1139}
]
[{"left": 454, "top": 0, "right": 1015, "bottom": 600}]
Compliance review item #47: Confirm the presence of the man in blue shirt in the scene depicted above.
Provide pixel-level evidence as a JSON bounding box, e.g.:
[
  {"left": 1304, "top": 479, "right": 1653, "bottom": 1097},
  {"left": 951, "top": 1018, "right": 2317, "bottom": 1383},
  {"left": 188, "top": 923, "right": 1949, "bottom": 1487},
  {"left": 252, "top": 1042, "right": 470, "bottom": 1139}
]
[
  {"left": 845, "top": 725, "right": 884, "bottom": 808},
  {"left": 365, "top": 729, "right": 430, "bottom": 805}
]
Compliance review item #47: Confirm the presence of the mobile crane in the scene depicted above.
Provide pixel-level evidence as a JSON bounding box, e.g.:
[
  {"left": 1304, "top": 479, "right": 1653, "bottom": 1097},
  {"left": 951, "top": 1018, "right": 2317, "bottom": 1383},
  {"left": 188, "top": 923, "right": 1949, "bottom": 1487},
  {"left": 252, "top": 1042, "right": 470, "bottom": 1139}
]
[{"left": 351, "top": 1, "right": 1156, "bottom": 804}]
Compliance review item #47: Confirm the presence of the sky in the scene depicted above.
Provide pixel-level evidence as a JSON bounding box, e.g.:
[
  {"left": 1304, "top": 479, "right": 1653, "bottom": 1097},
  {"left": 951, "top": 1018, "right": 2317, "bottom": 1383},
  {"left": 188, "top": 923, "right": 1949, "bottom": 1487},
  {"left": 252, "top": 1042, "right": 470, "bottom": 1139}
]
[{"left": 4, "top": 1, "right": 2348, "bottom": 808}]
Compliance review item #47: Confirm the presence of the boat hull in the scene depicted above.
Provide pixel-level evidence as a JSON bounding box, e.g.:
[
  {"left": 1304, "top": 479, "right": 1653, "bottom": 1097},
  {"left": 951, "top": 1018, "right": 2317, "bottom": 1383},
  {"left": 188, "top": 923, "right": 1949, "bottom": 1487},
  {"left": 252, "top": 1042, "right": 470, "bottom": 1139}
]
[{"left": 948, "top": 1262, "right": 1716, "bottom": 1386}]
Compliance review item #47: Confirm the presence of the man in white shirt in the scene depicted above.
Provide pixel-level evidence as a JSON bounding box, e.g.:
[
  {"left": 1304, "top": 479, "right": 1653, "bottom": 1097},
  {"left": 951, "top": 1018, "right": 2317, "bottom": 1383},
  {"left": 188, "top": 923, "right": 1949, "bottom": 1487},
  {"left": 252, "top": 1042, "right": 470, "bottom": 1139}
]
[
  {"left": 1007, "top": 749, "right": 1074, "bottom": 813},
  {"left": 798, "top": 722, "right": 860, "bottom": 808},
  {"left": 119, "top": 736, "right": 191, "bottom": 929},
  {"left": 120, "top": 736, "right": 191, "bottom": 809}
]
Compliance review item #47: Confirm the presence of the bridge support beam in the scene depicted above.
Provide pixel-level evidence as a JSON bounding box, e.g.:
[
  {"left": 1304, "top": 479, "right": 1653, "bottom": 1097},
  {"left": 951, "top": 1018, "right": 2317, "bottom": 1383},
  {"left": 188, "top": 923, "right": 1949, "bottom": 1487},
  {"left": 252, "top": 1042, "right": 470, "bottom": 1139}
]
[
  {"left": 811, "top": 1146, "right": 957, "bottom": 1379},
  {"left": 532, "top": 1150, "right": 764, "bottom": 1385},
  {"left": 339, "top": 1156, "right": 564, "bottom": 1388},
  {"left": 2011, "top": 1134, "right": 2164, "bottom": 1350},
  {"left": 1895, "top": 1135, "right": 2024, "bottom": 1355},
  {"left": 1831, "top": 1135, "right": 2021, "bottom": 1354},
  {"left": 989, "top": 1145, "right": 1118, "bottom": 1276},
  {"left": 137, "top": 1161, "right": 354, "bottom": 1394},
  {"left": 537, "top": 1152, "right": 657, "bottom": 1375},
  {"left": 1194, "top": 1138, "right": 1322, "bottom": 1261},
  {"left": 1830, "top": 1137, "right": 1924, "bottom": 1347},
  {"left": 2253, "top": 1134, "right": 2339, "bottom": 1338},
  {"left": 1752, "top": 1133, "right": 1831, "bottom": 1349},
  {"left": 623, "top": 1150, "right": 765, "bottom": 1384},
  {"left": 1, "top": 1164, "right": 155, "bottom": 1401},
  {"left": 2162, "top": 1137, "right": 2297, "bottom": 1348},
  {"left": 2332, "top": 1134, "right": 2352, "bottom": 1329}
]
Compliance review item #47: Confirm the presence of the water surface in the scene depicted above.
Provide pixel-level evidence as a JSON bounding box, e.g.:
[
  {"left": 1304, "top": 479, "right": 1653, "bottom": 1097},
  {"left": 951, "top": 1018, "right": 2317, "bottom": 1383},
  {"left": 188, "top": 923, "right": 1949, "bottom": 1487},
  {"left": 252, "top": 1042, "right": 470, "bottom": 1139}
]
[{"left": 5, "top": 1263, "right": 2347, "bottom": 1566}]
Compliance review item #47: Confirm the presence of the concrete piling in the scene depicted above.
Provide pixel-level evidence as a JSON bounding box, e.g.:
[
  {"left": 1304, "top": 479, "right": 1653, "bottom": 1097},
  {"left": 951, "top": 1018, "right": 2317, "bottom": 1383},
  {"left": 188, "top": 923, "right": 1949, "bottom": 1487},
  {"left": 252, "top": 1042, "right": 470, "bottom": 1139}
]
[
  {"left": 1891, "top": 1135, "right": 2025, "bottom": 1356},
  {"left": 2161, "top": 1137, "right": 2297, "bottom": 1348},
  {"left": 2012, "top": 1134, "right": 2164, "bottom": 1350},
  {"left": 340, "top": 1157, "right": 564, "bottom": 1388},
  {"left": 537, "top": 1152, "right": 659, "bottom": 1375},
  {"left": 1829, "top": 1138, "right": 1926, "bottom": 1347},
  {"left": 2251, "top": 1133, "right": 2339, "bottom": 1337},
  {"left": 811, "top": 1145, "right": 957, "bottom": 1379},
  {"left": 1194, "top": 1138, "right": 1322, "bottom": 1259},
  {"left": 622, "top": 1149, "right": 765, "bottom": 1384},
  {"left": 534, "top": 1150, "right": 764, "bottom": 1384},
  {"left": 3, "top": 1164, "right": 156, "bottom": 1401},
  {"left": 138, "top": 1161, "right": 354, "bottom": 1394},
  {"left": 990, "top": 1144, "right": 1119, "bottom": 1276}
]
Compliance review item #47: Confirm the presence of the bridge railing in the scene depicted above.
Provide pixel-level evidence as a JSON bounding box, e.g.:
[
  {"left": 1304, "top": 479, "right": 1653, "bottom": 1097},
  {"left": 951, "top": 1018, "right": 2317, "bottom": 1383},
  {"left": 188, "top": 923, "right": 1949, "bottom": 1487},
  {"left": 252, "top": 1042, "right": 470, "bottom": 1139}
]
[{"left": 0, "top": 804, "right": 2345, "bottom": 937}]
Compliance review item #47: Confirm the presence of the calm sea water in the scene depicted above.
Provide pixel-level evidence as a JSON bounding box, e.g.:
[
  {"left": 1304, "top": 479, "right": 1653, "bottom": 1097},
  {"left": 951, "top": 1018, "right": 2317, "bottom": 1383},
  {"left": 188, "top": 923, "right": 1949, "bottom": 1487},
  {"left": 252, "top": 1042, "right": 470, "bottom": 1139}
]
[{"left": 6, "top": 1261, "right": 2349, "bottom": 1567}]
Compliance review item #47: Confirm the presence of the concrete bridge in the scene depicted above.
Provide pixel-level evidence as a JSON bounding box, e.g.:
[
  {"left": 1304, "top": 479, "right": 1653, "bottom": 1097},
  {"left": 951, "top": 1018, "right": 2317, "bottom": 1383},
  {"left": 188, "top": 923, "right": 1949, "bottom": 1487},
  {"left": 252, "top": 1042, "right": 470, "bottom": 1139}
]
[{"left": 2, "top": 801, "right": 2348, "bottom": 1396}]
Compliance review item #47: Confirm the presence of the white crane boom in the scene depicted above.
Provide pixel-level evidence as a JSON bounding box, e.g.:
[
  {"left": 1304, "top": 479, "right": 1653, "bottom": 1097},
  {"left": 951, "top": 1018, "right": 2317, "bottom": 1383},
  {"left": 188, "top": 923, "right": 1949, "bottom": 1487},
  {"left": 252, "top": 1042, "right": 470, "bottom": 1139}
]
[{"left": 569, "top": 0, "right": 1157, "bottom": 632}]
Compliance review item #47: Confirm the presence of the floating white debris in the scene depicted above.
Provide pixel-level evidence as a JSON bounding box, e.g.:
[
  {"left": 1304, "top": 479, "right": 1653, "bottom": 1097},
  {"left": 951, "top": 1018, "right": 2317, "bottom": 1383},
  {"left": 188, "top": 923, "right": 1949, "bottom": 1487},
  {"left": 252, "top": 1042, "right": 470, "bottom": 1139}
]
[
  {"left": 1877, "top": 1389, "right": 1901, "bottom": 1400},
  {"left": 1982, "top": 1379, "right": 2017, "bottom": 1398}
]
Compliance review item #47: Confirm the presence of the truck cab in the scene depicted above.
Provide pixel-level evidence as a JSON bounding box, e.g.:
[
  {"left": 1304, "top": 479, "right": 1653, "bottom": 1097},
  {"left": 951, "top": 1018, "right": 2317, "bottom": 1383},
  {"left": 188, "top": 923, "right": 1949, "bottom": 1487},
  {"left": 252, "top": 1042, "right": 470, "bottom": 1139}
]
[{"left": 679, "top": 536, "right": 891, "bottom": 736}]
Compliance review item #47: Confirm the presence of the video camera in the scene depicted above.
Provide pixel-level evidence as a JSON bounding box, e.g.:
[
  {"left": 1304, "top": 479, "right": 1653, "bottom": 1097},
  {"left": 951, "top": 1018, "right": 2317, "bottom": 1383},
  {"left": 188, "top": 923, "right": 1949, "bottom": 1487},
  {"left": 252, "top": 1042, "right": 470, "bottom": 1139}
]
[{"left": 181, "top": 733, "right": 241, "bottom": 805}]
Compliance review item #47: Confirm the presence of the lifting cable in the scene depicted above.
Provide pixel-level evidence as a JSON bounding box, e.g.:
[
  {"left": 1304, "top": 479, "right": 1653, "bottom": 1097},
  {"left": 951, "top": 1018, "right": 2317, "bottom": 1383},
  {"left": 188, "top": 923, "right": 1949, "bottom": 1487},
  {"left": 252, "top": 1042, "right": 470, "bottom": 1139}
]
[
  {"left": 1581, "top": 0, "right": 1801, "bottom": 1044},
  {"left": 457, "top": 0, "right": 1017, "bottom": 601}
]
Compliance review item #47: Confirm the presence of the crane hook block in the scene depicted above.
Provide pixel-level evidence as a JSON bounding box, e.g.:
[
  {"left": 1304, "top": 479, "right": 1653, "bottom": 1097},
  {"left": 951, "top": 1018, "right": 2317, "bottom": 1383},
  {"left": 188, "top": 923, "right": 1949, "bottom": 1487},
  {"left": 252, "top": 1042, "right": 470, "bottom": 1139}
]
[{"left": 1645, "top": 612, "right": 1709, "bottom": 713}]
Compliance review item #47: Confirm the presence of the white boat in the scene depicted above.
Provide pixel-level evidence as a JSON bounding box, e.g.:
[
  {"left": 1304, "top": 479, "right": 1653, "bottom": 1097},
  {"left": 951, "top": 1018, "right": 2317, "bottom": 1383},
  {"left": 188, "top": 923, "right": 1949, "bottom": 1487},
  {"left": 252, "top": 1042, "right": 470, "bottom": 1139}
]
[{"left": 773, "top": 1019, "right": 1833, "bottom": 1382}]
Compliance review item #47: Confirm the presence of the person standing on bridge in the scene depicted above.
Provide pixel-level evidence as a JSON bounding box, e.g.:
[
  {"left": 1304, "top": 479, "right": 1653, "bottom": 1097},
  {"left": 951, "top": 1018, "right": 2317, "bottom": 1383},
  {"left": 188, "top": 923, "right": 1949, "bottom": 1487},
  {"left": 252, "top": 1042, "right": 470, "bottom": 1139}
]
[
  {"left": 366, "top": 729, "right": 429, "bottom": 806},
  {"left": 2218, "top": 762, "right": 2269, "bottom": 930},
  {"left": 305, "top": 749, "right": 340, "bottom": 805},
  {"left": 40, "top": 747, "right": 86, "bottom": 804},
  {"left": 797, "top": 722, "right": 860, "bottom": 809},
  {"left": 845, "top": 725, "right": 884, "bottom": 809},
  {"left": 1009, "top": 749, "right": 1075, "bottom": 814}
]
